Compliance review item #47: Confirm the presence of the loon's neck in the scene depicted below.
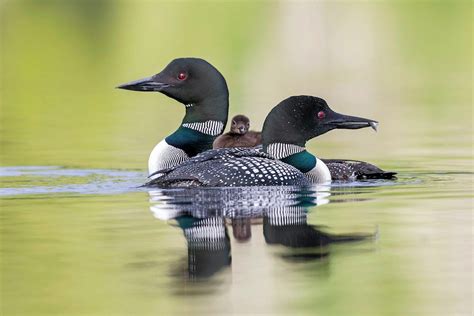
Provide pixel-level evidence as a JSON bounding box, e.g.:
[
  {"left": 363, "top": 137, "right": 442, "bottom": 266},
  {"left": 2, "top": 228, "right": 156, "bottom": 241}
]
[
  {"left": 266, "top": 142, "right": 331, "bottom": 183},
  {"left": 148, "top": 95, "right": 228, "bottom": 175},
  {"left": 165, "top": 126, "right": 220, "bottom": 157},
  {"left": 166, "top": 95, "right": 228, "bottom": 156},
  {"left": 266, "top": 143, "right": 314, "bottom": 171},
  {"left": 182, "top": 94, "right": 229, "bottom": 124}
]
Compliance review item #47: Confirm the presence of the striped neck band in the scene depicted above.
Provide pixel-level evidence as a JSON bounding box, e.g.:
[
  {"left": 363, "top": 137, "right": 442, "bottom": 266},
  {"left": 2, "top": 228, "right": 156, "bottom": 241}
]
[
  {"left": 182, "top": 120, "right": 224, "bottom": 136},
  {"left": 184, "top": 217, "right": 227, "bottom": 250},
  {"left": 266, "top": 143, "right": 305, "bottom": 160},
  {"left": 266, "top": 207, "right": 308, "bottom": 226}
]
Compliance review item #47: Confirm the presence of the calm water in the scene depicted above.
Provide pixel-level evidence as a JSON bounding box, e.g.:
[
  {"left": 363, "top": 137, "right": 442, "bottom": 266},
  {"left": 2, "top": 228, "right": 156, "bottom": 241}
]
[
  {"left": 1, "top": 161, "right": 472, "bottom": 315},
  {"left": 1, "top": 1, "right": 472, "bottom": 316}
]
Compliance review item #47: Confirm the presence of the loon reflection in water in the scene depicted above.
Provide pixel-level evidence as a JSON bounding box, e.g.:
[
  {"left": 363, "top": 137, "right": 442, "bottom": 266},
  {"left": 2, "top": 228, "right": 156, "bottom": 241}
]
[{"left": 149, "top": 186, "right": 376, "bottom": 281}]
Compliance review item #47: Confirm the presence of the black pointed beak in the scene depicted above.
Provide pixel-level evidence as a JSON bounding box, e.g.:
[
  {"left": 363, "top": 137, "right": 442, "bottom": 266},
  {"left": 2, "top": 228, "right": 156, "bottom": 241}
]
[
  {"left": 116, "top": 76, "right": 171, "bottom": 92},
  {"left": 328, "top": 111, "right": 379, "bottom": 131}
]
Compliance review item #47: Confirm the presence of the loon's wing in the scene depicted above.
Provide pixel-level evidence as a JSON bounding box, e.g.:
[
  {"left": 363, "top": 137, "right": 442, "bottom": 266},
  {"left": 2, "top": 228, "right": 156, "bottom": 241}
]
[
  {"left": 144, "top": 147, "right": 280, "bottom": 187},
  {"left": 321, "top": 159, "right": 397, "bottom": 180},
  {"left": 149, "top": 147, "right": 270, "bottom": 177}
]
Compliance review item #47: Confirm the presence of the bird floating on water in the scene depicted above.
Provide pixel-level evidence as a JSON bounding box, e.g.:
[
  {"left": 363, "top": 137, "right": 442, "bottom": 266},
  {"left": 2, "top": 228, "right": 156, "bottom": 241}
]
[
  {"left": 118, "top": 58, "right": 396, "bottom": 187},
  {"left": 145, "top": 96, "right": 395, "bottom": 187},
  {"left": 117, "top": 58, "right": 229, "bottom": 175}
]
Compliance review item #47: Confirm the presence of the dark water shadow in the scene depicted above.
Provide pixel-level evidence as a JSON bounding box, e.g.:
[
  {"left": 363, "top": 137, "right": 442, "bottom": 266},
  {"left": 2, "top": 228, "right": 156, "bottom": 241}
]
[{"left": 148, "top": 186, "right": 377, "bottom": 293}]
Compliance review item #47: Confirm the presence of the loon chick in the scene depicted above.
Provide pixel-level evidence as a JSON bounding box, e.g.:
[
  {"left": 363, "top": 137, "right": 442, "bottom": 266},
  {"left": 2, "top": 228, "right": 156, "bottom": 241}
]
[
  {"left": 145, "top": 96, "right": 386, "bottom": 187},
  {"left": 117, "top": 58, "right": 229, "bottom": 176},
  {"left": 213, "top": 115, "right": 262, "bottom": 149}
]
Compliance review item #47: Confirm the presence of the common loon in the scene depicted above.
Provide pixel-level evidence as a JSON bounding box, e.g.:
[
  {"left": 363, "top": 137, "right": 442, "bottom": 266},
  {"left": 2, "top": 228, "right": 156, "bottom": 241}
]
[
  {"left": 145, "top": 96, "right": 390, "bottom": 187},
  {"left": 262, "top": 97, "right": 396, "bottom": 181},
  {"left": 213, "top": 115, "right": 262, "bottom": 149},
  {"left": 117, "top": 58, "right": 229, "bottom": 175},
  {"left": 214, "top": 113, "right": 394, "bottom": 181}
]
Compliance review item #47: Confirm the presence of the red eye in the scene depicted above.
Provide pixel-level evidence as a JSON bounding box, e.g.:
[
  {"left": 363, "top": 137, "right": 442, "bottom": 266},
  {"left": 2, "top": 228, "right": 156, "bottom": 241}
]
[
  {"left": 317, "top": 111, "right": 325, "bottom": 119},
  {"left": 177, "top": 72, "right": 187, "bottom": 80}
]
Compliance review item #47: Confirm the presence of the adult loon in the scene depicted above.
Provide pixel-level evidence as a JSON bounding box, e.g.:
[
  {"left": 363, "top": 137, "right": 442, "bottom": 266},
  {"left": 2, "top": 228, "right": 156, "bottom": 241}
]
[
  {"left": 145, "top": 96, "right": 393, "bottom": 187},
  {"left": 215, "top": 113, "right": 393, "bottom": 181},
  {"left": 117, "top": 58, "right": 229, "bottom": 175},
  {"left": 262, "top": 97, "right": 396, "bottom": 181},
  {"left": 213, "top": 115, "right": 262, "bottom": 149}
]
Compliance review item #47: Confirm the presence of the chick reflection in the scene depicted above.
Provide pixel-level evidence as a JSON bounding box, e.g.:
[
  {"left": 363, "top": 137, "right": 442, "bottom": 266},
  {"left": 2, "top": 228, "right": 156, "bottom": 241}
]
[{"left": 232, "top": 218, "right": 252, "bottom": 242}]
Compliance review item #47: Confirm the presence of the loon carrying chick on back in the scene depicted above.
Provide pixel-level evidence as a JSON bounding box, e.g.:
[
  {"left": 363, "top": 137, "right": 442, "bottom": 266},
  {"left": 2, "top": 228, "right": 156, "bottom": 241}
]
[
  {"left": 117, "top": 57, "right": 395, "bottom": 186},
  {"left": 146, "top": 96, "right": 394, "bottom": 187},
  {"left": 214, "top": 114, "right": 393, "bottom": 181}
]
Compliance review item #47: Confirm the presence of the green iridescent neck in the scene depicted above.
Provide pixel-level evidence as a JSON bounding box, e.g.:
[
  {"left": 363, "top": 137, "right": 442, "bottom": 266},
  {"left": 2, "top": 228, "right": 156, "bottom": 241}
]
[
  {"left": 165, "top": 95, "right": 228, "bottom": 157},
  {"left": 165, "top": 127, "right": 217, "bottom": 157},
  {"left": 280, "top": 150, "right": 317, "bottom": 173}
]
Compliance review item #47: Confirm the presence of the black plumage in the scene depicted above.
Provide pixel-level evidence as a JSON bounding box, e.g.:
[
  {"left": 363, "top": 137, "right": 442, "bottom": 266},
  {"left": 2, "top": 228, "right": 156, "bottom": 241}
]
[
  {"left": 322, "top": 159, "right": 396, "bottom": 180},
  {"left": 145, "top": 148, "right": 310, "bottom": 188},
  {"left": 144, "top": 95, "right": 396, "bottom": 188}
]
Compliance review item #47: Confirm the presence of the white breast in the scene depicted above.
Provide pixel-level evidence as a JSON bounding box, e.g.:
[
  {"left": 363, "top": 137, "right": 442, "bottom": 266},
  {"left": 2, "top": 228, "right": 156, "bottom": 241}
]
[
  {"left": 148, "top": 140, "right": 189, "bottom": 176},
  {"left": 304, "top": 158, "right": 332, "bottom": 183}
]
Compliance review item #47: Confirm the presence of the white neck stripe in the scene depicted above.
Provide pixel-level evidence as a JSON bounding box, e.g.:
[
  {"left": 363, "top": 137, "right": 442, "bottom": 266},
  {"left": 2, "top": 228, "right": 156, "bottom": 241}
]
[
  {"left": 267, "top": 207, "right": 307, "bottom": 226},
  {"left": 182, "top": 120, "right": 224, "bottom": 136},
  {"left": 266, "top": 143, "right": 305, "bottom": 160}
]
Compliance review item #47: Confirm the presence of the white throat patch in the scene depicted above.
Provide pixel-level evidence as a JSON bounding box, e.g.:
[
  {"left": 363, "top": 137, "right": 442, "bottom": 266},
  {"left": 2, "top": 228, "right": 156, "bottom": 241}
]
[
  {"left": 182, "top": 120, "right": 224, "bottom": 136},
  {"left": 266, "top": 143, "right": 305, "bottom": 160},
  {"left": 148, "top": 139, "right": 189, "bottom": 175},
  {"left": 305, "top": 157, "right": 332, "bottom": 183}
]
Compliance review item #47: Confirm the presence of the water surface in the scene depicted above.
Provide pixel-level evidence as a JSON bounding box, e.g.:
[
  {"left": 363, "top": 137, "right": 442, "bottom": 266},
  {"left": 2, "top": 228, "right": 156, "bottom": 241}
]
[
  {"left": 1, "top": 163, "right": 471, "bottom": 315},
  {"left": 1, "top": 1, "right": 472, "bottom": 315}
]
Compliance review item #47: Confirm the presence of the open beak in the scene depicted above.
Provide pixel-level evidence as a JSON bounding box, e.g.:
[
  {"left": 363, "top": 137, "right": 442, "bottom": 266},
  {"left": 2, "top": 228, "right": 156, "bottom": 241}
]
[
  {"left": 328, "top": 111, "right": 379, "bottom": 132},
  {"left": 116, "top": 76, "right": 171, "bottom": 92}
]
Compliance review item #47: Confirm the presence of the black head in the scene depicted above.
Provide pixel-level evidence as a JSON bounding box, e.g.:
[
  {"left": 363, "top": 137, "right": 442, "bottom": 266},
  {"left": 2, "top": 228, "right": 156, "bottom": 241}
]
[
  {"left": 262, "top": 96, "right": 378, "bottom": 148},
  {"left": 117, "top": 58, "right": 229, "bottom": 104},
  {"left": 230, "top": 115, "right": 250, "bottom": 135}
]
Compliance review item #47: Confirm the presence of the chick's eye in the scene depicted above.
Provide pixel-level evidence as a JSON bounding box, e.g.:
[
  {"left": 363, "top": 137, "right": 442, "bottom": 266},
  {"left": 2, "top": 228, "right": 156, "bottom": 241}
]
[
  {"left": 317, "top": 111, "right": 325, "bottom": 119},
  {"left": 177, "top": 72, "right": 187, "bottom": 80}
]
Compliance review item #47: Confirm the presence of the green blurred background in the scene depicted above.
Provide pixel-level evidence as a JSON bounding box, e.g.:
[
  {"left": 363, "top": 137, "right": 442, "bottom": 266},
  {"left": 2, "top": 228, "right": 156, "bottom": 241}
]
[
  {"left": 1, "top": 0, "right": 471, "bottom": 169},
  {"left": 0, "top": 1, "right": 472, "bottom": 316}
]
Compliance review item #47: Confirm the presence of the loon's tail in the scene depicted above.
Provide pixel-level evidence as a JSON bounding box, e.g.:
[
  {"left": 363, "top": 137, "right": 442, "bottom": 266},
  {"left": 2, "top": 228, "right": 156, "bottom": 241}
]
[{"left": 322, "top": 159, "right": 397, "bottom": 181}]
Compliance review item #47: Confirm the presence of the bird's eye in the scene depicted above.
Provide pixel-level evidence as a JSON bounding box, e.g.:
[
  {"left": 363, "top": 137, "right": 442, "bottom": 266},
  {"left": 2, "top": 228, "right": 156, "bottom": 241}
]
[
  {"left": 177, "top": 72, "right": 187, "bottom": 80},
  {"left": 317, "top": 111, "right": 325, "bottom": 119}
]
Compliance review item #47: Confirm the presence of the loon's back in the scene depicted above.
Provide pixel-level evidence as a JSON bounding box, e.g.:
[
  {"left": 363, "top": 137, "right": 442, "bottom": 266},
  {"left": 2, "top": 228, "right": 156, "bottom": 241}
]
[
  {"left": 322, "top": 159, "right": 396, "bottom": 181},
  {"left": 144, "top": 148, "right": 310, "bottom": 188}
]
